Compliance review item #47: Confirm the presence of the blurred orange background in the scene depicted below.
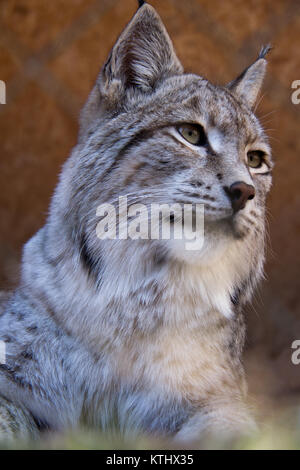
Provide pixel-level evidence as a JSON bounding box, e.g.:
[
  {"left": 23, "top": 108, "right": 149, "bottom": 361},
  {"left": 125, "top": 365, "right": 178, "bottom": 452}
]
[{"left": 0, "top": 0, "right": 299, "bottom": 411}]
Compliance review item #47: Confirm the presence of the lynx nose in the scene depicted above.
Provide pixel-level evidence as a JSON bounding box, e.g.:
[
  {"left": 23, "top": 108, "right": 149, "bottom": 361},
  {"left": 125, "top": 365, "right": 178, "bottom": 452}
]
[{"left": 226, "top": 182, "right": 255, "bottom": 213}]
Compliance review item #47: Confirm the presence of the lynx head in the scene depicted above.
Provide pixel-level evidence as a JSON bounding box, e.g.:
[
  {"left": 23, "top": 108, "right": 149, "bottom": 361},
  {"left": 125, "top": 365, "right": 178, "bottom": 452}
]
[{"left": 53, "top": 2, "right": 273, "bottom": 310}]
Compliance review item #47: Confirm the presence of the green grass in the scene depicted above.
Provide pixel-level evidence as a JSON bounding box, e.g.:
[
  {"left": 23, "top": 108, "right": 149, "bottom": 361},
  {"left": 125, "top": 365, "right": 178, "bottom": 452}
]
[
  {"left": 1, "top": 407, "right": 299, "bottom": 450},
  {"left": 0, "top": 426, "right": 299, "bottom": 450}
]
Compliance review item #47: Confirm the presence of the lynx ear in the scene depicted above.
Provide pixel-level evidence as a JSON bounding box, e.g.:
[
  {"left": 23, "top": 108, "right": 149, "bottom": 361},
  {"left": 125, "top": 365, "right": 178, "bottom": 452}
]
[
  {"left": 99, "top": 3, "right": 183, "bottom": 99},
  {"left": 228, "top": 46, "right": 271, "bottom": 108}
]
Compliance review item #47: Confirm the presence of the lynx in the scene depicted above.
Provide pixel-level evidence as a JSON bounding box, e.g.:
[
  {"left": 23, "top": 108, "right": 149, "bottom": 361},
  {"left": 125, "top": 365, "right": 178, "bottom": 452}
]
[{"left": 0, "top": 1, "right": 272, "bottom": 445}]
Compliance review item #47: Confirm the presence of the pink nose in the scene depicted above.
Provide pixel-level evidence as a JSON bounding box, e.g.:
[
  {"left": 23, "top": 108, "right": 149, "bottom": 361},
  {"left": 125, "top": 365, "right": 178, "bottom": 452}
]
[{"left": 226, "top": 182, "right": 255, "bottom": 212}]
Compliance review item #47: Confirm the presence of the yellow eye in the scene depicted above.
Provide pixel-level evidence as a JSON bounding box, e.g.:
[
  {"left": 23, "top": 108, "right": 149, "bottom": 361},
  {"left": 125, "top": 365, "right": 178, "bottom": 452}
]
[
  {"left": 247, "top": 151, "right": 265, "bottom": 169},
  {"left": 178, "top": 124, "right": 207, "bottom": 146}
]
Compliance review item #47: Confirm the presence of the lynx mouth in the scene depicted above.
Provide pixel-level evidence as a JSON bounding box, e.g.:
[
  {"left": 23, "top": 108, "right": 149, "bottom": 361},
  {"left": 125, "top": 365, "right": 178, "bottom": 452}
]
[
  {"left": 230, "top": 215, "right": 253, "bottom": 240},
  {"left": 202, "top": 213, "right": 251, "bottom": 242}
]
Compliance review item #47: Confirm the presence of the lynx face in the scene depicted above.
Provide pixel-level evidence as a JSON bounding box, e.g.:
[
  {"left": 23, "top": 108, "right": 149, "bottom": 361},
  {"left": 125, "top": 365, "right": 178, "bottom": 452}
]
[
  {"left": 54, "top": 3, "right": 272, "bottom": 276},
  {"left": 79, "top": 76, "right": 272, "bottom": 264}
]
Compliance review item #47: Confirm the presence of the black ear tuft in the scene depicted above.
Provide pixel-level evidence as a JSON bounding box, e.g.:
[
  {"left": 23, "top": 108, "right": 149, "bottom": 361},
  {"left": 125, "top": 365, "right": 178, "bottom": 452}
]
[
  {"left": 138, "top": 0, "right": 146, "bottom": 8},
  {"left": 258, "top": 44, "right": 272, "bottom": 60}
]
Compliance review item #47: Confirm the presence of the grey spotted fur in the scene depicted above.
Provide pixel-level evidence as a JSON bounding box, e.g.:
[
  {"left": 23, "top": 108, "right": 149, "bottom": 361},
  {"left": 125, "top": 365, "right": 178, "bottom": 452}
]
[{"left": 0, "top": 3, "right": 272, "bottom": 444}]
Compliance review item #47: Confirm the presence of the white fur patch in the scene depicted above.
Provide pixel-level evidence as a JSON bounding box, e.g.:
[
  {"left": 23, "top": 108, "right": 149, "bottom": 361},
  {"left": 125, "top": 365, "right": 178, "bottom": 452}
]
[{"left": 208, "top": 128, "right": 224, "bottom": 154}]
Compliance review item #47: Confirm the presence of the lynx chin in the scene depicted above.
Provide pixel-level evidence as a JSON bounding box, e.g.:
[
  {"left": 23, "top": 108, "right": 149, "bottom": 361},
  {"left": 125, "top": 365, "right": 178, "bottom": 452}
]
[{"left": 0, "top": 1, "right": 272, "bottom": 445}]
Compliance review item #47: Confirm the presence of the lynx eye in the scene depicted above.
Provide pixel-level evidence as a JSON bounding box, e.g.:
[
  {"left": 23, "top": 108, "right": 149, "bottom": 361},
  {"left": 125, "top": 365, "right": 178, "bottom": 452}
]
[
  {"left": 247, "top": 150, "right": 265, "bottom": 169},
  {"left": 177, "top": 124, "right": 207, "bottom": 146}
]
